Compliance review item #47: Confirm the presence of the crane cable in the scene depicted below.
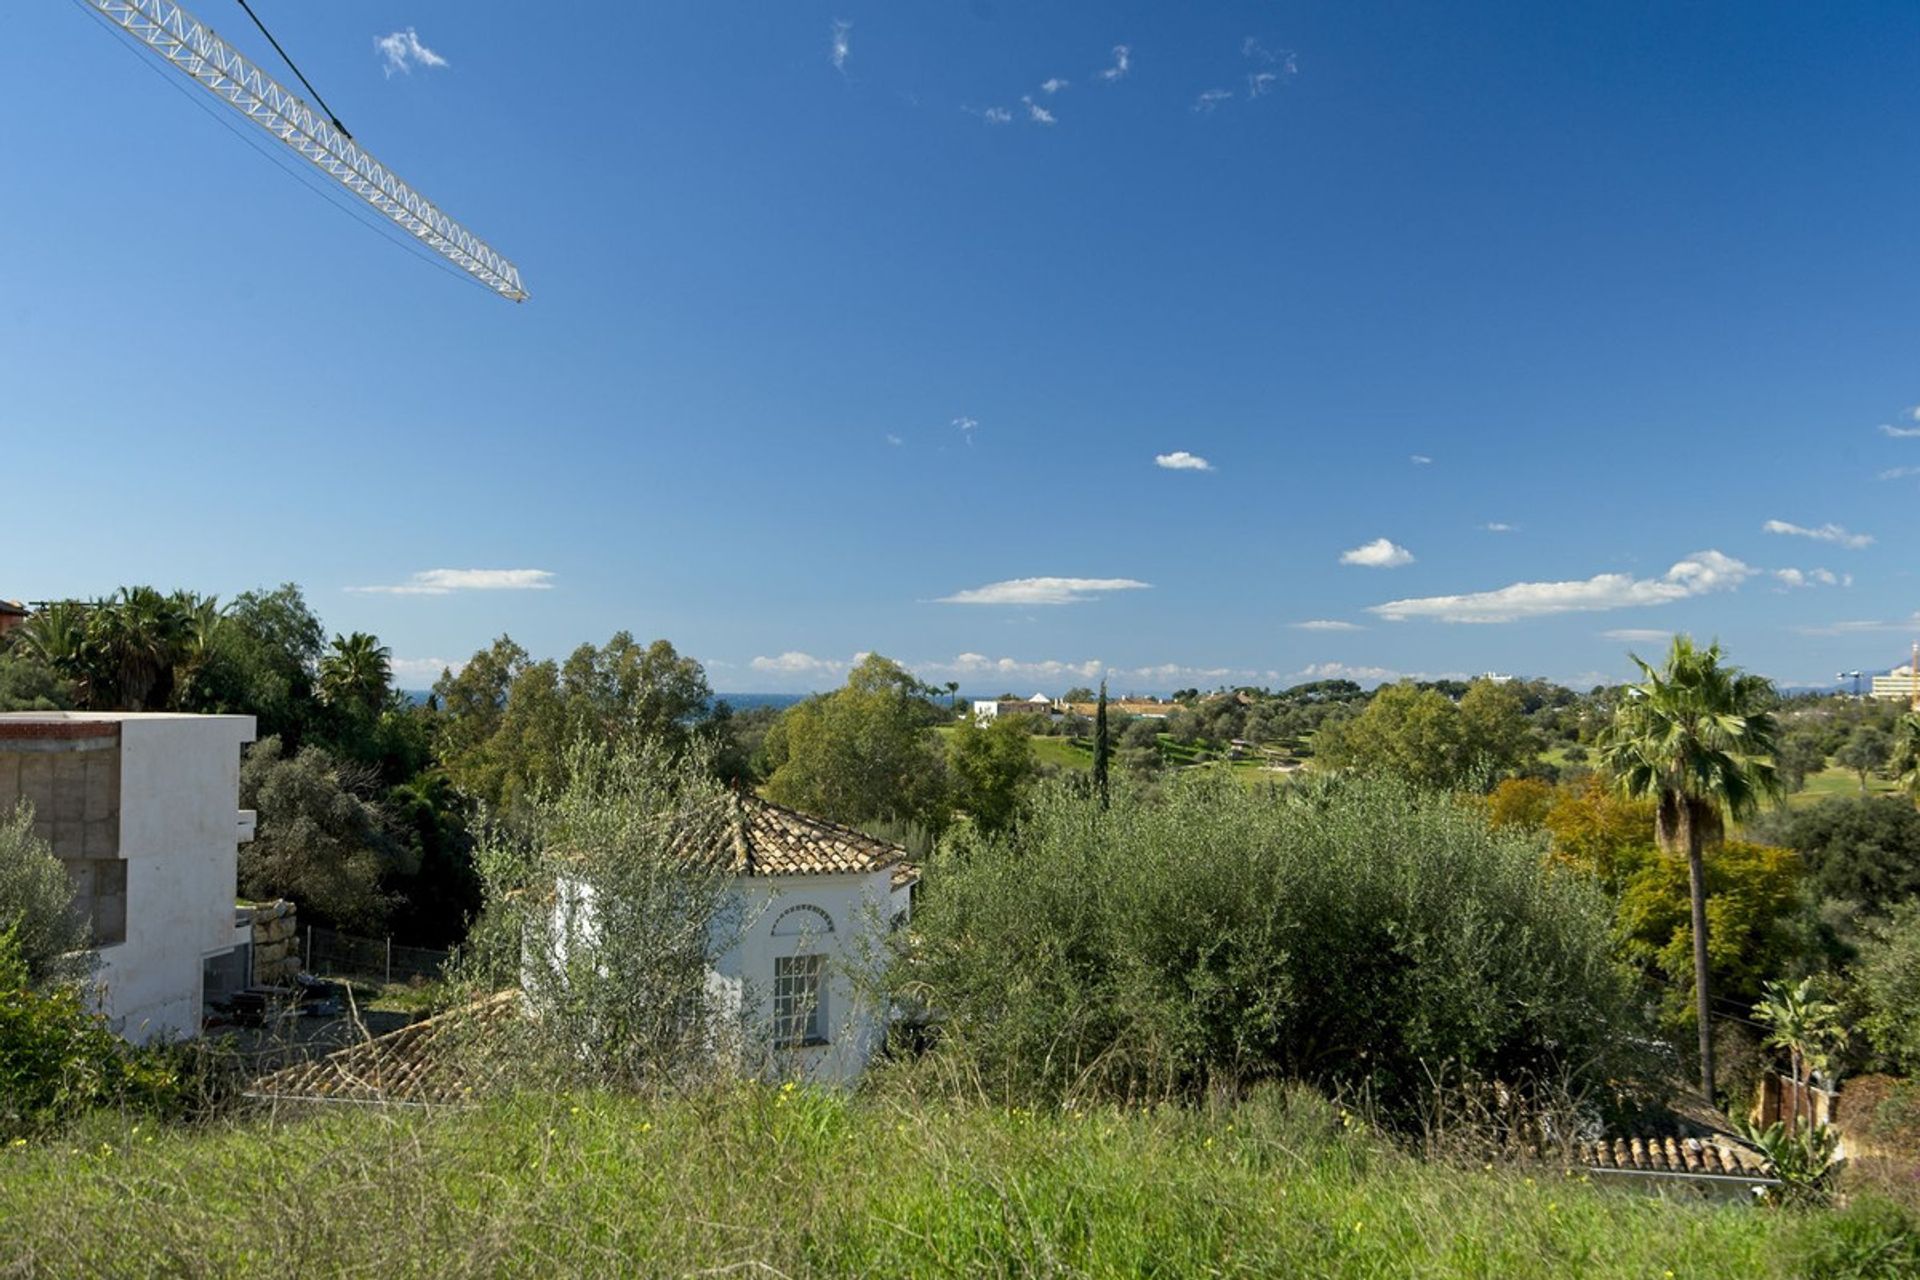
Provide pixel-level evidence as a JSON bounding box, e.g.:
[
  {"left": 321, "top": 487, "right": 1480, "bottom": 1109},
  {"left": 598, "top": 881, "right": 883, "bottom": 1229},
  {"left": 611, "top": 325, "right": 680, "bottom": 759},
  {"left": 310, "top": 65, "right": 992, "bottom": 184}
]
[
  {"left": 232, "top": 0, "right": 352, "bottom": 138},
  {"left": 68, "top": 0, "right": 496, "bottom": 296}
]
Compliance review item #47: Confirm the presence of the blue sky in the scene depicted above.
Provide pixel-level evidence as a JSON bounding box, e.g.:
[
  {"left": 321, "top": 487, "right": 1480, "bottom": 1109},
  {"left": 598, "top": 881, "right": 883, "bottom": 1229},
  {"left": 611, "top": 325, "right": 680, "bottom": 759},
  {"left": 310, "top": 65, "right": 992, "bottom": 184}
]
[{"left": 5, "top": 1, "right": 1919, "bottom": 694}]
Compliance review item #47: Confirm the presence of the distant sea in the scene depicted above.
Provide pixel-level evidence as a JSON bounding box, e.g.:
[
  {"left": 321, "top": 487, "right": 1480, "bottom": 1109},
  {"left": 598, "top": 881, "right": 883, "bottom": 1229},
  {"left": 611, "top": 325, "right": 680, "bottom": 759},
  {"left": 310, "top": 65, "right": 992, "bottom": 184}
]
[
  {"left": 401, "top": 690, "right": 812, "bottom": 713},
  {"left": 714, "top": 693, "right": 808, "bottom": 712}
]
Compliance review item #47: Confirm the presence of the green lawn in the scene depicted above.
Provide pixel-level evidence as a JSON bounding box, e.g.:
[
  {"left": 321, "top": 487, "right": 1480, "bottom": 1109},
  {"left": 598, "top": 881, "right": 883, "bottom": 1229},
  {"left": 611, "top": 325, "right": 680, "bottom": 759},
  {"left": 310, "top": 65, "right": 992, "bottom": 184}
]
[
  {"left": 1790, "top": 765, "right": 1906, "bottom": 807},
  {"left": 4, "top": 1085, "right": 1909, "bottom": 1278}
]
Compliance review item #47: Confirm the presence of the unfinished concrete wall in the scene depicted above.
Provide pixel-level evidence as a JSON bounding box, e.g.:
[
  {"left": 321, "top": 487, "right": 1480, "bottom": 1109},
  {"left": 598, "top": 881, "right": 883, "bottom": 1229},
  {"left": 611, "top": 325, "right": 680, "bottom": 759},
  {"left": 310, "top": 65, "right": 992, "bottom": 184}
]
[
  {"left": 0, "top": 721, "right": 124, "bottom": 944},
  {"left": 0, "top": 712, "right": 256, "bottom": 1043}
]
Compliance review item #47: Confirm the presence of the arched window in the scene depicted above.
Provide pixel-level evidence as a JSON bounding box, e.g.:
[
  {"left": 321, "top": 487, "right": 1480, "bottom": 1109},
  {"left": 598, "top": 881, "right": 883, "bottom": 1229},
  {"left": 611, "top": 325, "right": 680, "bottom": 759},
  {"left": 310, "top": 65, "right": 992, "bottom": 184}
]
[{"left": 771, "top": 904, "right": 835, "bottom": 938}]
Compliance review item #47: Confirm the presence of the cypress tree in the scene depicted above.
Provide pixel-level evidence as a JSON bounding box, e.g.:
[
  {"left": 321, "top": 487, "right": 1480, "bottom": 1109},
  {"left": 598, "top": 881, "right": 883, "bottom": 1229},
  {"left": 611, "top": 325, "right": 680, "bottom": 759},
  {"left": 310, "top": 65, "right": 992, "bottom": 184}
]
[{"left": 1093, "top": 679, "right": 1110, "bottom": 809}]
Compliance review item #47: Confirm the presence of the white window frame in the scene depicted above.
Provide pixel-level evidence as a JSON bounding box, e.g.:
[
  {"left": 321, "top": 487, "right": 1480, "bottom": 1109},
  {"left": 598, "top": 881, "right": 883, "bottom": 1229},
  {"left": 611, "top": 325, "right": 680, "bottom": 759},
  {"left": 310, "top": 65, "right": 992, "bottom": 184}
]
[{"left": 774, "top": 953, "right": 828, "bottom": 1047}]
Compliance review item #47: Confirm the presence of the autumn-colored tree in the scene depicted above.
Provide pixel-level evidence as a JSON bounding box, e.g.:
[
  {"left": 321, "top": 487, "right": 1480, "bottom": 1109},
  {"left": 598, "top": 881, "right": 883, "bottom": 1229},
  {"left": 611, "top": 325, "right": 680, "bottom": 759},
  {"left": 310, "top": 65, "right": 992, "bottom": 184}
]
[{"left": 1485, "top": 776, "right": 1555, "bottom": 831}]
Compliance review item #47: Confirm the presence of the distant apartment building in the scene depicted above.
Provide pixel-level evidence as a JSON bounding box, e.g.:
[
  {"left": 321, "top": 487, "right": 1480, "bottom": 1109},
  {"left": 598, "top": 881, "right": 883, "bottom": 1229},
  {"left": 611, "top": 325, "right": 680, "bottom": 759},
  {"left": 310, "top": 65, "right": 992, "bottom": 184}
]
[
  {"left": 0, "top": 599, "right": 27, "bottom": 638},
  {"left": 1870, "top": 664, "right": 1920, "bottom": 704},
  {"left": 0, "top": 713, "right": 257, "bottom": 1042}
]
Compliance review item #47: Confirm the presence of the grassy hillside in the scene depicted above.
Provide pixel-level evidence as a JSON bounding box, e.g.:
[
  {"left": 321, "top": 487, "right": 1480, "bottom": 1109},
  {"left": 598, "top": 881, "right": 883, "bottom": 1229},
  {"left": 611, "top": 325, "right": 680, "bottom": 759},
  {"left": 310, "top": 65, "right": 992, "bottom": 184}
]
[{"left": 2, "top": 1086, "right": 1911, "bottom": 1278}]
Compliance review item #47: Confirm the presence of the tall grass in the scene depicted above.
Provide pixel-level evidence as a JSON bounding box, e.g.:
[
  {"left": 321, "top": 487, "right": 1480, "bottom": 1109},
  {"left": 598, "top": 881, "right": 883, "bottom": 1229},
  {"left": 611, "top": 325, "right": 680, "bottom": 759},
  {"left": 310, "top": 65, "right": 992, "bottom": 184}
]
[{"left": 4, "top": 1084, "right": 1911, "bottom": 1278}]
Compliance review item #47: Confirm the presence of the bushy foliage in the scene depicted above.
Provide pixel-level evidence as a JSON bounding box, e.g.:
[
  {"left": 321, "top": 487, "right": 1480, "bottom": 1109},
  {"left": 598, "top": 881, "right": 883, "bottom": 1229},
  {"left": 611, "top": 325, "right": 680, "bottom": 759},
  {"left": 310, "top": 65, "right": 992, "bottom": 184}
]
[
  {"left": 945, "top": 715, "right": 1037, "bottom": 834},
  {"left": 239, "top": 737, "right": 397, "bottom": 931},
  {"left": 0, "top": 653, "right": 70, "bottom": 712},
  {"left": 1854, "top": 901, "right": 1920, "bottom": 1074},
  {"left": 431, "top": 633, "right": 720, "bottom": 814},
  {"left": 1484, "top": 777, "right": 1555, "bottom": 831},
  {"left": 0, "top": 930, "right": 178, "bottom": 1139},
  {"left": 906, "top": 773, "right": 1640, "bottom": 1111},
  {"left": 1613, "top": 839, "right": 1811, "bottom": 1029},
  {"left": 1314, "top": 680, "right": 1535, "bottom": 791},
  {"left": 762, "top": 655, "right": 950, "bottom": 831},
  {"left": 452, "top": 741, "right": 745, "bottom": 1088},
  {"left": 1748, "top": 796, "right": 1920, "bottom": 909},
  {"left": 0, "top": 805, "right": 89, "bottom": 988}
]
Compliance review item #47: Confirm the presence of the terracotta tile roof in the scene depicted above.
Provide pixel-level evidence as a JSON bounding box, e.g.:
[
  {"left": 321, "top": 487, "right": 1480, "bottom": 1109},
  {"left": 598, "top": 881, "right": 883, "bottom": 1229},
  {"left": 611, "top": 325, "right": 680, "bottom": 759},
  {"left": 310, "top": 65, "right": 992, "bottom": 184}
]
[
  {"left": 717, "top": 794, "right": 909, "bottom": 878},
  {"left": 1572, "top": 1135, "right": 1771, "bottom": 1178},
  {"left": 245, "top": 991, "right": 518, "bottom": 1106}
]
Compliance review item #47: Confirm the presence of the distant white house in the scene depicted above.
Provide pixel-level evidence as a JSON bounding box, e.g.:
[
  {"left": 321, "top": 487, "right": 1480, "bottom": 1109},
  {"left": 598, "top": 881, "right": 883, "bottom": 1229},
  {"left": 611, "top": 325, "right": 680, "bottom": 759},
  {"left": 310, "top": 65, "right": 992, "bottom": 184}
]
[
  {"left": 549, "top": 794, "right": 917, "bottom": 1085},
  {"left": 970, "top": 693, "right": 1058, "bottom": 725},
  {"left": 0, "top": 712, "right": 257, "bottom": 1042}
]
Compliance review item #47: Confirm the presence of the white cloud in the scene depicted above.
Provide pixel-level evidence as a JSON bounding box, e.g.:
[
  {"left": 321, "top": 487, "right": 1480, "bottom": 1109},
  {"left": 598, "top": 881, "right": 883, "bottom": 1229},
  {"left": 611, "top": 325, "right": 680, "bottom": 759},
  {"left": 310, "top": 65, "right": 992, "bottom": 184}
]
[
  {"left": 980, "top": 107, "right": 1013, "bottom": 125},
  {"left": 1482, "top": 522, "right": 1517, "bottom": 533},
  {"left": 1793, "top": 614, "right": 1920, "bottom": 637},
  {"left": 1762, "top": 519, "right": 1874, "bottom": 549},
  {"left": 1248, "top": 72, "right": 1278, "bottom": 98},
  {"left": 1040, "top": 77, "right": 1070, "bottom": 94},
  {"left": 1241, "top": 37, "right": 1297, "bottom": 71},
  {"left": 1774, "top": 567, "right": 1846, "bottom": 590},
  {"left": 1291, "top": 620, "right": 1363, "bottom": 632},
  {"left": 1288, "top": 661, "right": 1457, "bottom": 687},
  {"left": 1154, "top": 450, "right": 1213, "bottom": 471},
  {"left": 1879, "top": 466, "right": 1920, "bottom": 480},
  {"left": 1098, "top": 45, "right": 1131, "bottom": 82},
  {"left": 954, "top": 415, "right": 978, "bottom": 442},
  {"left": 1409, "top": 454, "right": 1433, "bottom": 465},
  {"left": 1023, "top": 96, "right": 1057, "bottom": 125},
  {"left": 374, "top": 28, "right": 447, "bottom": 77},
  {"left": 1193, "top": 89, "right": 1234, "bottom": 113},
  {"left": 751, "top": 651, "right": 849, "bottom": 677},
  {"left": 1879, "top": 423, "right": 1920, "bottom": 438},
  {"left": 390, "top": 656, "right": 461, "bottom": 685},
  {"left": 918, "top": 653, "right": 1104, "bottom": 683},
  {"left": 1368, "top": 549, "right": 1754, "bottom": 624},
  {"left": 1340, "top": 538, "right": 1415, "bottom": 569},
  {"left": 936, "top": 577, "right": 1151, "bottom": 606},
  {"left": 1601, "top": 629, "right": 1673, "bottom": 643},
  {"left": 884, "top": 433, "right": 903, "bottom": 446},
  {"left": 829, "top": 19, "right": 851, "bottom": 73},
  {"left": 347, "top": 568, "right": 554, "bottom": 596}
]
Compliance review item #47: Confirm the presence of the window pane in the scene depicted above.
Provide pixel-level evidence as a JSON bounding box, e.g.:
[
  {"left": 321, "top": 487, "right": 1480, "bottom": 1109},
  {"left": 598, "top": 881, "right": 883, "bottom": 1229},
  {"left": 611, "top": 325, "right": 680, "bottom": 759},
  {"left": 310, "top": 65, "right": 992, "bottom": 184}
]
[{"left": 774, "top": 954, "right": 826, "bottom": 1045}]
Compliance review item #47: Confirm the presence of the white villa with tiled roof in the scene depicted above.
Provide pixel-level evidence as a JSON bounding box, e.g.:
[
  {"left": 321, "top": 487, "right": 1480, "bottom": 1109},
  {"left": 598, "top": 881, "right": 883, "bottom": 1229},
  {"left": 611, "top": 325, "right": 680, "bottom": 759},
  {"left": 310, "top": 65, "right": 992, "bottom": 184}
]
[
  {"left": 705, "top": 795, "right": 918, "bottom": 1084},
  {"left": 551, "top": 793, "right": 919, "bottom": 1085}
]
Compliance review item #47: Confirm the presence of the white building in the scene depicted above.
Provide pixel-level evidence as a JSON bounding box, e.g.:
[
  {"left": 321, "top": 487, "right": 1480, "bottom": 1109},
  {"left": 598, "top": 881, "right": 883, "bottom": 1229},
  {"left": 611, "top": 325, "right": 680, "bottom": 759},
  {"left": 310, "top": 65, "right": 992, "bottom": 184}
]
[
  {"left": 1870, "top": 665, "right": 1920, "bottom": 704},
  {"left": 970, "top": 693, "right": 1058, "bottom": 725},
  {"left": 0, "top": 712, "right": 257, "bottom": 1042},
  {"left": 550, "top": 794, "right": 917, "bottom": 1085}
]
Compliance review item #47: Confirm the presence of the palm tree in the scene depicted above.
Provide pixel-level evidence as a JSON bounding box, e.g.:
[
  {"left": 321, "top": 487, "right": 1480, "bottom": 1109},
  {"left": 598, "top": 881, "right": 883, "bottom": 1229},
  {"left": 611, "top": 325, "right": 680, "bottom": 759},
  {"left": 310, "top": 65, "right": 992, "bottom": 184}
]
[
  {"left": 318, "top": 631, "right": 392, "bottom": 720},
  {"left": 87, "top": 587, "right": 189, "bottom": 710},
  {"left": 9, "top": 601, "right": 96, "bottom": 701},
  {"left": 1893, "top": 710, "right": 1920, "bottom": 799},
  {"left": 1753, "top": 977, "right": 1845, "bottom": 1136},
  {"left": 1598, "top": 635, "right": 1781, "bottom": 1100},
  {"left": 170, "top": 592, "right": 226, "bottom": 709}
]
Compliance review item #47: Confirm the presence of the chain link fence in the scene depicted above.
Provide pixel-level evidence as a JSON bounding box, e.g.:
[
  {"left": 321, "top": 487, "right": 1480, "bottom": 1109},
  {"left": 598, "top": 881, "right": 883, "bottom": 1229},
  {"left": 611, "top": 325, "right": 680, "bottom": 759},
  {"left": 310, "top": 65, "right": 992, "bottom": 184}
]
[{"left": 303, "top": 926, "right": 450, "bottom": 985}]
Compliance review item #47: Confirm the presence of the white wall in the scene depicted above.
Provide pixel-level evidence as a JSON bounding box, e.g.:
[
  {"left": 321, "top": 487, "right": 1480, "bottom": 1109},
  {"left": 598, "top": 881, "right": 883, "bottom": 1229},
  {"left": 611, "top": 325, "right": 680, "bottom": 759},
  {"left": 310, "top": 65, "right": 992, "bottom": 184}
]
[
  {"left": 97, "top": 715, "right": 255, "bottom": 1042},
  {"left": 712, "top": 869, "right": 903, "bottom": 1085}
]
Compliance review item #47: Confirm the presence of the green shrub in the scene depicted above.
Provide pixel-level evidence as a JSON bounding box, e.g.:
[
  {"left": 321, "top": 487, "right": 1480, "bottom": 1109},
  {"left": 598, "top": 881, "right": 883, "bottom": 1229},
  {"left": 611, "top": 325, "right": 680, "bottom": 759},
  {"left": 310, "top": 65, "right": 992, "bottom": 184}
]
[
  {"left": 0, "top": 930, "right": 180, "bottom": 1138},
  {"left": 0, "top": 803, "right": 90, "bottom": 988},
  {"left": 1854, "top": 901, "right": 1920, "bottom": 1073},
  {"left": 904, "top": 773, "right": 1642, "bottom": 1112}
]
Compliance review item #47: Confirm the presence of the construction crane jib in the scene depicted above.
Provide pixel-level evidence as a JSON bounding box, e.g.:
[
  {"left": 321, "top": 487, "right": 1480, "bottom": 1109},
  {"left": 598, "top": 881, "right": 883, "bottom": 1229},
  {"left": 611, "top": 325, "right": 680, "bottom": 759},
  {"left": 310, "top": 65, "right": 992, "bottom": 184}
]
[{"left": 87, "top": 0, "right": 527, "bottom": 302}]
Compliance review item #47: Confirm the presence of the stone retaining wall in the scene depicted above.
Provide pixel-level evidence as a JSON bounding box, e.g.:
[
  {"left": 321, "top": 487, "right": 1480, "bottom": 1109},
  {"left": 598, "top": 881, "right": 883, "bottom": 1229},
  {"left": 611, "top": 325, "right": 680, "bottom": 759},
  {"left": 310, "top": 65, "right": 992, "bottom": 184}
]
[{"left": 249, "top": 899, "right": 300, "bottom": 986}]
